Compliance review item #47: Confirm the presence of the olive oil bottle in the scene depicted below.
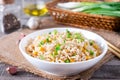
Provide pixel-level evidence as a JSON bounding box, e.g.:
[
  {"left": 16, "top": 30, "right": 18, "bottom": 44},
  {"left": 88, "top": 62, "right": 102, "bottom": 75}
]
[{"left": 23, "top": 4, "right": 48, "bottom": 16}]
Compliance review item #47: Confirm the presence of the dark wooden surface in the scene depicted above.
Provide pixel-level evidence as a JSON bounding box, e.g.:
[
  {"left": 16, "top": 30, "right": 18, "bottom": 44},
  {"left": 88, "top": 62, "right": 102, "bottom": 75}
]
[
  {"left": 0, "top": 0, "right": 120, "bottom": 80},
  {"left": 0, "top": 57, "right": 120, "bottom": 80}
]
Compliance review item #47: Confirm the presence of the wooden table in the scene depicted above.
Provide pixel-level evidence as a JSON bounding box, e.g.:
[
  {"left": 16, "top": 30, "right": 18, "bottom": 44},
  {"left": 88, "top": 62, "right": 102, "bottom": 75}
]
[
  {"left": 0, "top": 23, "right": 120, "bottom": 80},
  {"left": 0, "top": 0, "right": 120, "bottom": 80},
  {"left": 0, "top": 57, "right": 120, "bottom": 80}
]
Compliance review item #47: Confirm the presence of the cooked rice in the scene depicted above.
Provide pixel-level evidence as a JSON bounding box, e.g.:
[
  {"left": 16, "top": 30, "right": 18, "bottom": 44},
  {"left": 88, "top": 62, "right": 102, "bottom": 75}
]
[{"left": 26, "top": 29, "right": 101, "bottom": 63}]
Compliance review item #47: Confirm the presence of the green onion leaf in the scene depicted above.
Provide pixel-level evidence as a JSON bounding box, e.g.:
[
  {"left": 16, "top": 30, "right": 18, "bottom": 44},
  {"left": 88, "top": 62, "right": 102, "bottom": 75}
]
[
  {"left": 86, "top": 49, "right": 89, "bottom": 52},
  {"left": 54, "top": 51, "right": 58, "bottom": 55},
  {"left": 53, "top": 30, "right": 58, "bottom": 35},
  {"left": 89, "top": 40, "right": 94, "bottom": 45},
  {"left": 52, "top": 51, "right": 58, "bottom": 57},
  {"left": 39, "top": 41, "right": 44, "bottom": 47},
  {"left": 46, "top": 38, "right": 49, "bottom": 42},
  {"left": 49, "top": 32, "right": 51, "bottom": 34},
  {"left": 78, "top": 38, "right": 85, "bottom": 43},
  {"left": 89, "top": 50, "right": 94, "bottom": 55},
  {"left": 64, "top": 40, "right": 66, "bottom": 43},
  {"left": 67, "top": 33, "right": 71, "bottom": 38},
  {"left": 73, "top": 33, "right": 82, "bottom": 39},
  {"left": 52, "top": 44, "right": 61, "bottom": 57},
  {"left": 46, "top": 37, "right": 50, "bottom": 43},
  {"left": 64, "top": 59, "right": 70, "bottom": 63},
  {"left": 55, "top": 44, "right": 61, "bottom": 51},
  {"left": 66, "top": 29, "right": 71, "bottom": 38}
]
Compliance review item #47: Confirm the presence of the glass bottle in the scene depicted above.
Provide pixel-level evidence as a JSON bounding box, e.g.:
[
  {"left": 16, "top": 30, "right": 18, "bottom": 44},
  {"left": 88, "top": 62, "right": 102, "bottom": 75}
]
[
  {"left": 22, "top": 0, "right": 50, "bottom": 29},
  {"left": 22, "top": 0, "right": 48, "bottom": 17},
  {"left": 0, "top": 0, "right": 21, "bottom": 33}
]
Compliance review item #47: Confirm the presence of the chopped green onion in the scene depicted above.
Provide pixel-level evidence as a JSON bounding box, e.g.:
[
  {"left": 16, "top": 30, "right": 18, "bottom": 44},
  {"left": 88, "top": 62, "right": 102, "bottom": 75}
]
[
  {"left": 66, "top": 29, "right": 71, "bottom": 38},
  {"left": 66, "top": 29, "right": 70, "bottom": 33},
  {"left": 89, "top": 50, "right": 94, "bottom": 55},
  {"left": 86, "top": 49, "right": 89, "bottom": 52},
  {"left": 46, "top": 38, "right": 49, "bottom": 42},
  {"left": 67, "top": 33, "right": 71, "bottom": 38},
  {"left": 81, "top": 38, "right": 85, "bottom": 42},
  {"left": 51, "top": 44, "right": 61, "bottom": 57},
  {"left": 46, "top": 37, "right": 51, "bottom": 43},
  {"left": 89, "top": 40, "right": 94, "bottom": 45},
  {"left": 73, "top": 33, "right": 82, "bottom": 39},
  {"left": 64, "top": 59, "right": 70, "bottom": 63},
  {"left": 54, "top": 51, "right": 58, "bottom": 55},
  {"left": 52, "top": 51, "right": 58, "bottom": 57},
  {"left": 53, "top": 30, "right": 58, "bottom": 35},
  {"left": 77, "top": 37, "right": 84, "bottom": 43},
  {"left": 64, "top": 40, "right": 66, "bottom": 43},
  {"left": 39, "top": 41, "right": 44, "bottom": 46},
  {"left": 49, "top": 32, "right": 51, "bottom": 34},
  {"left": 77, "top": 39, "right": 81, "bottom": 43},
  {"left": 55, "top": 44, "right": 61, "bottom": 51}
]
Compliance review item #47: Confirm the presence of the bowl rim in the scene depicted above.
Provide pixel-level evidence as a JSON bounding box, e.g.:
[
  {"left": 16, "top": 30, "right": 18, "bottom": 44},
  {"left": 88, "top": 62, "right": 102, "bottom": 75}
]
[{"left": 19, "top": 27, "right": 108, "bottom": 65}]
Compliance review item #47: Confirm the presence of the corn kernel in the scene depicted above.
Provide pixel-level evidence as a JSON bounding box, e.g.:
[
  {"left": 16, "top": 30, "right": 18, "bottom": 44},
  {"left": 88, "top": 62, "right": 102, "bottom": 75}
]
[
  {"left": 86, "top": 56, "right": 91, "bottom": 60},
  {"left": 39, "top": 47, "right": 45, "bottom": 52},
  {"left": 49, "top": 38, "right": 52, "bottom": 42},
  {"left": 93, "top": 44, "right": 99, "bottom": 49},
  {"left": 33, "top": 51, "right": 38, "bottom": 56},
  {"left": 43, "top": 40, "right": 46, "bottom": 43},
  {"left": 70, "top": 58, "right": 75, "bottom": 62}
]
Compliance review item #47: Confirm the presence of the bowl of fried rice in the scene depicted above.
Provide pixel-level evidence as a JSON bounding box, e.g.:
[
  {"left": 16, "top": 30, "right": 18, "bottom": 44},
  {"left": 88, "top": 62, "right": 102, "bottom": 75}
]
[{"left": 19, "top": 27, "right": 108, "bottom": 76}]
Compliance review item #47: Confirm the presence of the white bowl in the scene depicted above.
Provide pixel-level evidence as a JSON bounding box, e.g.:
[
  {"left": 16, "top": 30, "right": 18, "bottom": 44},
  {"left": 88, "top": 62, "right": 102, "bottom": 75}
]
[{"left": 19, "top": 27, "right": 108, "bottom": 76}]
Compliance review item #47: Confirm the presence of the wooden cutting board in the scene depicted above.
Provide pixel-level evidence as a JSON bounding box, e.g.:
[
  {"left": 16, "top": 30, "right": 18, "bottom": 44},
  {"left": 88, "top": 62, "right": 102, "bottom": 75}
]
[{"left": 0, "top": 22, "right": 120, "bottom": 80}]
